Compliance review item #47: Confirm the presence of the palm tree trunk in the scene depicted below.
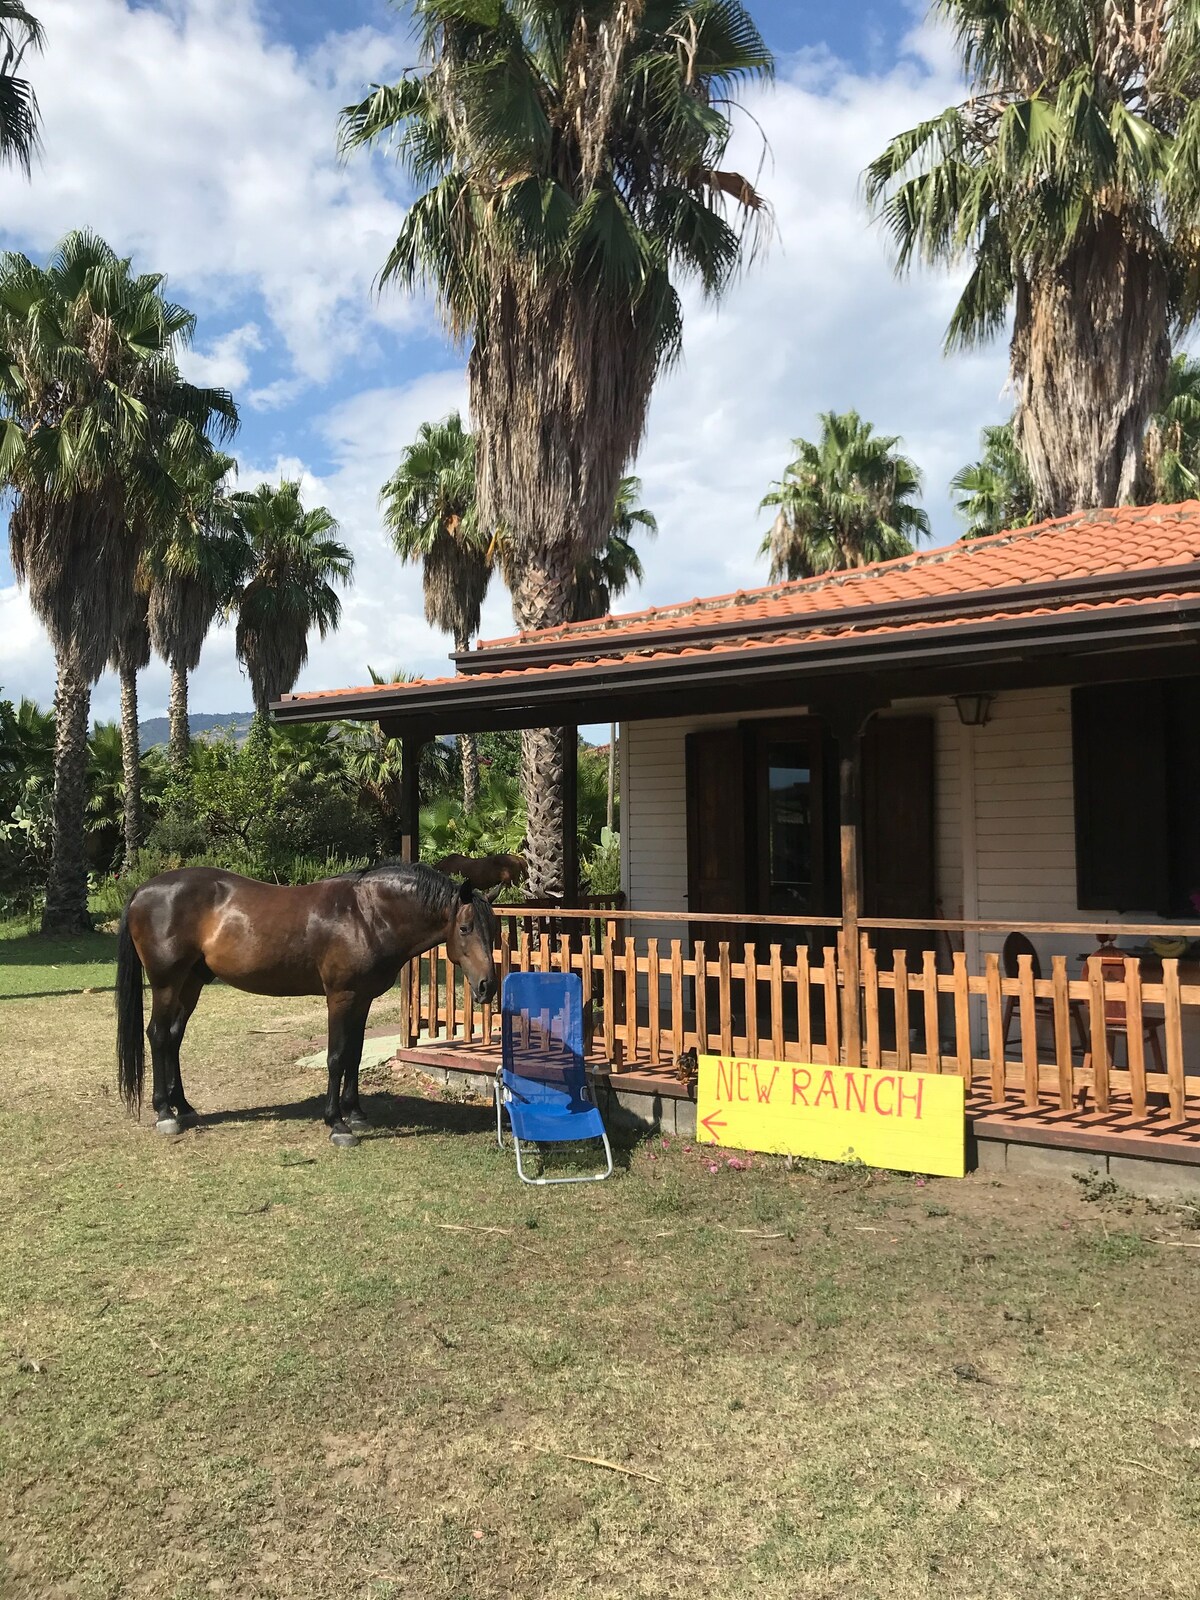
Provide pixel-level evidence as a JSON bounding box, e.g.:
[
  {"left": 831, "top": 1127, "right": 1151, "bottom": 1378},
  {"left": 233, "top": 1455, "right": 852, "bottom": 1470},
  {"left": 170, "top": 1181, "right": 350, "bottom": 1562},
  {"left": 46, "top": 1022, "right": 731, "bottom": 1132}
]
[
  {"left": 119, "top": 660, "right": 142, "bottom": 873},
  {"left": 168, "top": 658, "right": 190, "bottom": 775},
  {"left": 42, "top": 646, "right": 94, "bottom": 935},
  {"left": 1013, "top": 225, "right": 1170, "bottom": 518},
  {"left": 520, "top": 727, "right": 565, "bottom": 899},
  {"left": 461, "top": 733, "right": 480, "bottom": 812},
  {"left": 454, "top": 632, "right": 480, "bottom": 812},
  {"left": 606, "top": 722, "right": 616, "bottom": 833},
  {"left": 509, "top": 553, "right": 578, "bottom": 900}
]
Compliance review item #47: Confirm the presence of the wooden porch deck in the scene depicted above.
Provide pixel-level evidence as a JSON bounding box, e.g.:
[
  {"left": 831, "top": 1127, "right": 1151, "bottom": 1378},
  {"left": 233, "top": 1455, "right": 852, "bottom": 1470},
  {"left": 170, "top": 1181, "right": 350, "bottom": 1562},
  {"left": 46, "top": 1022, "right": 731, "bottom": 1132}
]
[
  {"left": 392, "top": 906, "right": 1200, "bottom": 1173},
  {"left": 396, "top": 1034, "right": 1200, "bottom": 1167}
]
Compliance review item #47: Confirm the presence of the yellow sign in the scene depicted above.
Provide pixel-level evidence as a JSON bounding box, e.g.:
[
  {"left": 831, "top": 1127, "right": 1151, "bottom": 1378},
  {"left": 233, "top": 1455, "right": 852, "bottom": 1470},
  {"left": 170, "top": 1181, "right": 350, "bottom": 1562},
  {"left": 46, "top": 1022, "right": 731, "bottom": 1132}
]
[{"left": 696, "top": 1055, "right": 965, "bottom": 1178}]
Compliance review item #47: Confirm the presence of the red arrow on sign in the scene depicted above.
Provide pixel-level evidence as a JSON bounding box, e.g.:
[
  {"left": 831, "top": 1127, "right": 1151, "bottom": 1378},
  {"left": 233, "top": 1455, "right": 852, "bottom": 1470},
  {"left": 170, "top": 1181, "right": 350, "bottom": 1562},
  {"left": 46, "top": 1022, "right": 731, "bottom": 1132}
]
[{"left": 700, "top": 1110, "right": 727, "bottom": 1139}]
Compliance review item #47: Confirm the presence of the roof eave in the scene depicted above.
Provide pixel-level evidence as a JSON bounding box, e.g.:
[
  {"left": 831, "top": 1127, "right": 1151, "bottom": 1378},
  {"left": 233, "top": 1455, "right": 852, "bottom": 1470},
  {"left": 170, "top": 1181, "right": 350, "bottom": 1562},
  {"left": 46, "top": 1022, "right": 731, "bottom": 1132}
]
[
  {"left": 272, "top": 595, "right": 1200, "bottom": 732},
  {"left": 452, "top": 561, "right": 1200, "bottom": 672}
]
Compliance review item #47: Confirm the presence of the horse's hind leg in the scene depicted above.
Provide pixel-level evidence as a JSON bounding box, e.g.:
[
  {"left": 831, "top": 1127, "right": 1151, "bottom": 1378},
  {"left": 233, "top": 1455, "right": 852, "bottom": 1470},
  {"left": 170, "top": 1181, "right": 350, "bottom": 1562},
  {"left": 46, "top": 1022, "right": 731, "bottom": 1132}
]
[
  {"left": 165, "top": 963, "right": 207, "bottom": 1122},
  {"left": 339, "top": 1002, "right": 376, "bottom": 1134},
  {"left": 147, "top": 963, "right": 206, "bottom": 1134},
  {"left": 325, "top": 991, "right": 370, "bottom": 1148}
]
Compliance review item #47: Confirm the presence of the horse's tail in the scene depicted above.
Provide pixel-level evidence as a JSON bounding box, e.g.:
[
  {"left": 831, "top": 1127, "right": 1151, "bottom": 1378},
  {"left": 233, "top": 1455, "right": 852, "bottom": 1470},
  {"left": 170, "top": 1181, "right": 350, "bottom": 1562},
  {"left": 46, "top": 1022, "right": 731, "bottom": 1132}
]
[{"left": 115, "top": 902, "right": 146, "bottom": 1114}]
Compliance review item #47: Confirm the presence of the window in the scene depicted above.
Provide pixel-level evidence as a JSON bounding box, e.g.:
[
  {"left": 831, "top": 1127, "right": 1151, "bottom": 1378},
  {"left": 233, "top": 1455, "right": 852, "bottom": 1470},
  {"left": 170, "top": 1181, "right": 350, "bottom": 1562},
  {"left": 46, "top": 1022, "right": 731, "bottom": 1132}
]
[
  {"left": 1072, "top": 678, "right": 1200, "bottom": 915},
  {"left": 764, "top": 740, "right": 813, "bottom": 917}
]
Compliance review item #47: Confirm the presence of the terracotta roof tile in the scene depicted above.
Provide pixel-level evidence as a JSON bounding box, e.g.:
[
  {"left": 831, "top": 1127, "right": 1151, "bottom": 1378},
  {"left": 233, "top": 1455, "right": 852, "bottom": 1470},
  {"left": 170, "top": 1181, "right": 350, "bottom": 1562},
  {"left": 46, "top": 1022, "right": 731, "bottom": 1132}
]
[
  {"left": 281, "top": 585, "right": 1200, "bottom": 705},
  {"left": 278, "top": 506, "right": 1200, "bottom": 710},
  {"left": 462, "top": 503, "right": 1200, "bottom": 654}
]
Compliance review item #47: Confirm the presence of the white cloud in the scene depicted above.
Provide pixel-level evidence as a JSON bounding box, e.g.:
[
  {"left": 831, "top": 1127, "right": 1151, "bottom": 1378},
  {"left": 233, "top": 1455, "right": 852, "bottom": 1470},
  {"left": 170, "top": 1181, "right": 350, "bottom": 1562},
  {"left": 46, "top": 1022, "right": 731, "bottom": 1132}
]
[
  {"left": 177, "top": 322, "right": 264, "bottom": 391},
  {"left": 1, "top": 0, "right": 416, "bottom": 381},
  {"left": 634, "top": 28, "right": 1007, "bottom": 607}
]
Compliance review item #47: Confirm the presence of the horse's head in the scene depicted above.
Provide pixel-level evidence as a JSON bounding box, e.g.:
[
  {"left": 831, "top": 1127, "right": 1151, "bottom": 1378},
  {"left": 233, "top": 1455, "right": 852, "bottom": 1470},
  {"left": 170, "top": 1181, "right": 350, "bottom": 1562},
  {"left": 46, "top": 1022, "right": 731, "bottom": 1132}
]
[{"left": 446, "top": 879, "right": 499, "bottom": 1005}]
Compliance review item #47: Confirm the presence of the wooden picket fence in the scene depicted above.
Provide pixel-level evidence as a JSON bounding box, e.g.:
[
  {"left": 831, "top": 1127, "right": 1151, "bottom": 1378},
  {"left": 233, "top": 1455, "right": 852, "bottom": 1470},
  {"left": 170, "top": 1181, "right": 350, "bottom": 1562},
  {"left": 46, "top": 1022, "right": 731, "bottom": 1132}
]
[{"left": 399, "top": 908, "right": 1200, "bottom": 1122}]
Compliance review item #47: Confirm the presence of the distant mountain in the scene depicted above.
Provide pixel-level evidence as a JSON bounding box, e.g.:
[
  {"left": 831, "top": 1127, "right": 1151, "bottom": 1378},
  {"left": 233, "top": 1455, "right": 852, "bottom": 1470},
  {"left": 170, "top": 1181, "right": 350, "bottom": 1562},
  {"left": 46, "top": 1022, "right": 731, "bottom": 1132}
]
[{"left": 139, "top": 711, "right": 255, "bottom": 749}]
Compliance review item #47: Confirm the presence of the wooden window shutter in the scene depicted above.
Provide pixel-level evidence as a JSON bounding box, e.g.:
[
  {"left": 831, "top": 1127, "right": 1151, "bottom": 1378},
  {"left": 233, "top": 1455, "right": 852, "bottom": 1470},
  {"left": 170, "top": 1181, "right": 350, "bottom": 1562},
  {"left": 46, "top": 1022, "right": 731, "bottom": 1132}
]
[
  {"left": 1072, "top": 682, "right": 1169, "bottom": 911},
  {"left": 685, "top": 727, "right": 749, "bottom": 915}
]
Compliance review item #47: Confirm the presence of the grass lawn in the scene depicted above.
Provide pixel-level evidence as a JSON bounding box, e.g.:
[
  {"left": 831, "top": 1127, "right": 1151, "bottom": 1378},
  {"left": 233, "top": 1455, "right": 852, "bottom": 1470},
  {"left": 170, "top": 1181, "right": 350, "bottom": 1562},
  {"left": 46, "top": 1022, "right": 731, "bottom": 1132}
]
[
  {"left": 0, "top": 917, "right": 120, "bottom": 1000},
  {"left": 3, "top": 926, "right": 1200, "bottom": 1598}
]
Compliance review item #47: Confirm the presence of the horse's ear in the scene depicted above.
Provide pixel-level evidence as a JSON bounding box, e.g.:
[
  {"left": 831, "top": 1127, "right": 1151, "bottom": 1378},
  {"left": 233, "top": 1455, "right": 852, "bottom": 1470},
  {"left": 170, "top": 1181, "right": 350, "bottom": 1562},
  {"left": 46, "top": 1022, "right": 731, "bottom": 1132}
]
[{"left": 458, "top": 878, "right": 473, "bottom": 906}]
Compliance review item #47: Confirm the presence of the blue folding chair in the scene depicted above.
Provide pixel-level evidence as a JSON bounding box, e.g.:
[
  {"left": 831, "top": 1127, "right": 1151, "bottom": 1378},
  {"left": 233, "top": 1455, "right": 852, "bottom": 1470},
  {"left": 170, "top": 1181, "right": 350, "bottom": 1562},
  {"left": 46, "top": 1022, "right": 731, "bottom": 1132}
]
[{"left": 496, "top": 971, "right": 613, "bottom": 1186}]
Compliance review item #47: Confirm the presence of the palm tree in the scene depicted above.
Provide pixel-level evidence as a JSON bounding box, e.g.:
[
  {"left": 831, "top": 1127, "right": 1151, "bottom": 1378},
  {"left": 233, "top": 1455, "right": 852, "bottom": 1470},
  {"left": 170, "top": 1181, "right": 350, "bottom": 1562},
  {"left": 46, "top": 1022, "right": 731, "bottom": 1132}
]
[
  {"left": 380, "top": 413, "right": 491, "bottom": 810},
  {"left": 84, "top": 720, "right": 125, "bottom": 868},
  {"left": 0, "top": 2, "right": 43, "bottom": 175},
  {"left": 571, "top": 474, "right": 656, "bottom": 833},
  {"left": 0, "top": 230, "right": 238, "bottom": 931},
  {"left": 231, "top": 480, "right": 354, "bottom": 733},
  {"left": 759, "top": 411, "right": 930, "bottom": 581},
  {"left": 0, "top": 692, "right": 53, "bottom": 809},
  {"left": 570, "top": 474, "right": 657, "bottom": 621},
  {"left": 865, "top": 1, "right": 1200, "bottom": 520},
  {"left": 337, "top": 667, "right": 452, "bottom": 851},
  {"left": 1141, "top": 351, "right": 1200, "bottom": 503},
  {"left": 951, "top": 421, "right": 1036, "bottom": 539},
  {"left": 107, "top": 592, "right": 151, "bottom": 872},
  {"left": 341, "top": 0, "right": 772, "bottom": 897},
  {"left": 148, "top": 447, "right": 248, "bottom": 775}
]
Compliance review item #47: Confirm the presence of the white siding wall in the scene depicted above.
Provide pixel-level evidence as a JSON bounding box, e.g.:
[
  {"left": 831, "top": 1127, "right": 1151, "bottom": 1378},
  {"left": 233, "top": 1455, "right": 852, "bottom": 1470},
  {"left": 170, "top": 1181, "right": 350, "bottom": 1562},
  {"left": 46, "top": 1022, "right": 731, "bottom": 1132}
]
[
  {"left": 622, "top": 685, "right": 1178, "bottom": 948},
  {"left": 621, "top": 687, "right": 1196, "bottom": 1058},
  {"left": 621, "top": 717, "right": 690, "bottom": 915}
]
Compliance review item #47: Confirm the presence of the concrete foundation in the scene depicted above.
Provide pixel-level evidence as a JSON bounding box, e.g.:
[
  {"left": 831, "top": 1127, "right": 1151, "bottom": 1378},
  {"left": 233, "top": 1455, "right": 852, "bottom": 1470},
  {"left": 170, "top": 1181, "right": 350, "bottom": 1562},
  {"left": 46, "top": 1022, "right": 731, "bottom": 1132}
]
[
  {"left": 403, "top": 1051, "right": 1200, "bottom": 1198},
  {"left": 976, "top": 1137, "right": 1200, "bottom": 1200}
]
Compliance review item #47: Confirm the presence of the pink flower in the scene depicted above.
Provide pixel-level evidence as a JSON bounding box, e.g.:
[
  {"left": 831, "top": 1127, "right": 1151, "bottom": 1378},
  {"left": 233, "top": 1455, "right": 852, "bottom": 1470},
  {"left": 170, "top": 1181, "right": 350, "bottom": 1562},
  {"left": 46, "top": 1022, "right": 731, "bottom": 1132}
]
[
  {"left": 661, "top": 1139, "right": 670, "bottom": 1150},
  {"left": 707, "top": 1162, "right": 720, "bottom": 1174},
  {"left": 683, "top": 1145, "right": 692, "bottom": 1153},
  {"left": 726, "top": 1156, "right": 746, "bottom": 1171},
  {"left": 648, "top": 1153, "right": 657, "bottom": 1161},
  {"left": 915, "top": 1177, "right": 927, "bottom": 1188}
]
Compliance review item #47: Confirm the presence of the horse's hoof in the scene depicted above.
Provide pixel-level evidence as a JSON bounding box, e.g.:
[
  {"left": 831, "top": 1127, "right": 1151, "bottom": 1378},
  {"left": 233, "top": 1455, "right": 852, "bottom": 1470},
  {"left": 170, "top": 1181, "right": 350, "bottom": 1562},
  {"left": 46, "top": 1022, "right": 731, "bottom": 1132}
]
[
  {"left": 176, "top": 1108, "right": 199, "bottom": 1126},
  {"left": 344, "top": 1111, "right": 371, "bottom": 1134},
  {"left": 330, "top": 1129, "right": 358, "bottom": 1150},
  {"left": 155, "top": 1116, "right": 182, "bottom": 1137}
]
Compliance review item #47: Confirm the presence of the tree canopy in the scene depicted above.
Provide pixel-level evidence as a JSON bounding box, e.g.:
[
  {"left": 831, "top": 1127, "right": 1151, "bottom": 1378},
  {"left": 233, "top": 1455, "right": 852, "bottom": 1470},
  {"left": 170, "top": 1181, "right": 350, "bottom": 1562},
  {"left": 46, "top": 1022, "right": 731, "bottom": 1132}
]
[
  {"left": 759, "top": 410, "right": 930, "bottom": 580},
  {"left": 866, "top": 0, "right": 1200, "bottom": 517}
]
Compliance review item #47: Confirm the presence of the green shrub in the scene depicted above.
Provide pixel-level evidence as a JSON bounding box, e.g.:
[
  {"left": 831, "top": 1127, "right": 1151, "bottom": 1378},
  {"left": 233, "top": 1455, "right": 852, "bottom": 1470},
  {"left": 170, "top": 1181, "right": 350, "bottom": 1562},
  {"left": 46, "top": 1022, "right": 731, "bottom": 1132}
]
[{"left": 583, "top": 827, "right": 621, "bottom": 896}]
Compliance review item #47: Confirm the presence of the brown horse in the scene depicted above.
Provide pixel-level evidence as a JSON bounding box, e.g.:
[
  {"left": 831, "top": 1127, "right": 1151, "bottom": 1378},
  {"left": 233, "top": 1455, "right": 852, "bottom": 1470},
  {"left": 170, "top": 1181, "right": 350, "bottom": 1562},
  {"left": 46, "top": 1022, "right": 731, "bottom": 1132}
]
[
  {"left": 434, "top": 851, "right": 527, "bottom": 897},
  {"left": 115, "top": 862, "right": 497, "bottom": 1147}
]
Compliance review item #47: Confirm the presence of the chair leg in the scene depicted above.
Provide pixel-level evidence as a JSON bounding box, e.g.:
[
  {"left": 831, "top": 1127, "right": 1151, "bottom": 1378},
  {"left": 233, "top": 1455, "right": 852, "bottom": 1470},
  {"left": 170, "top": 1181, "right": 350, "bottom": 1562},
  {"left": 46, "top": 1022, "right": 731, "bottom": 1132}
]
[
  {"left": 1071, "top": 1004, "right": 1089, "bottom": 1055},
  {"left": 512, "top": 1129, "right": 614, "bottom": 1186},
  {"left": 1148, "top": 1024, "right": 1165, "bottom": 1073}
]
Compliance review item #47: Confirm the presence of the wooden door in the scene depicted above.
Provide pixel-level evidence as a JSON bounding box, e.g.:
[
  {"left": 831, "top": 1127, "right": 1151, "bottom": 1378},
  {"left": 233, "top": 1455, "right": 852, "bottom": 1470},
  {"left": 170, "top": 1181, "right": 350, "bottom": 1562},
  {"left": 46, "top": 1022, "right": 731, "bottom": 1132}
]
[
  {"left": 686, "top": 727, "right": 751, "bottom": 1038},
  {"left": 686, "top": 726, "right": 750, "bottom": 918},
  {"left": 862, "top": 715, "right": 935, "bottom": 921},
  {"left": 861, "top": 714, "right": 936, "bottom": 1053}
]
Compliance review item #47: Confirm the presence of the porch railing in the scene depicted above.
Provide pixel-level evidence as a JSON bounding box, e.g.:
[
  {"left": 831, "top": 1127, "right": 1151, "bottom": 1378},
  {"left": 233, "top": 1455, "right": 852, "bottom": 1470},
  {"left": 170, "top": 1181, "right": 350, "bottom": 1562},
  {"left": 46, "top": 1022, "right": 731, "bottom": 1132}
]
[{"left": 398, "top": 909, "right": 1200, "bottom": 1124}]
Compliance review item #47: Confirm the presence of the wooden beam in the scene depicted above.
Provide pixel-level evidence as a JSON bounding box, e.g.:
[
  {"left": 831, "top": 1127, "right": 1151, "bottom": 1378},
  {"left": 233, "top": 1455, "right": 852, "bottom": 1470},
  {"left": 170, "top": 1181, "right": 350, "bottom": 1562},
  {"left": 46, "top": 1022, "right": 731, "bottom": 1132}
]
[
  {"left": 837, "top": 729, "right": 863, "bottom": 1070},
  {"left": 562, "top": 725, "right": 579, "bottom": 906},
  {"left": 813, "top": 693, "right": 885, "bottom": 1072},
  {"left": 400, "top": 734, "right": 423, "bottom": 863}
]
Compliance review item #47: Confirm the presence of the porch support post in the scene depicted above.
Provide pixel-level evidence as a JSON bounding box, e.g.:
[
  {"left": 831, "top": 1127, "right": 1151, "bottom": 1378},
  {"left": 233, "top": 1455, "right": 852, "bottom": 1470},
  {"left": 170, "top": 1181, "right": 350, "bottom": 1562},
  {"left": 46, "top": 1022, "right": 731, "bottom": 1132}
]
[
  {"left": 817, "top": 693, "right": 884, "bottom": 1070},
  {"left": 838, "top": 729, "right": 864, "bottom": 1070},
  {"left": 562, "top": 724, "right": 579, "bottom": 906},
  {"left": 399, "top": 733, "right": 423, "bottom": 864}
]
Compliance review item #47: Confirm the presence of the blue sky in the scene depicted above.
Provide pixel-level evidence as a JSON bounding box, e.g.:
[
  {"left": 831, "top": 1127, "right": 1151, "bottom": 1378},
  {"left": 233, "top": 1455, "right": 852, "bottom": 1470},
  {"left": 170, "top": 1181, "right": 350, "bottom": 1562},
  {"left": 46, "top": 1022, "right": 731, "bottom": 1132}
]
[{"left": 1, "top": 0, "right": 1006, "bottom": 722}]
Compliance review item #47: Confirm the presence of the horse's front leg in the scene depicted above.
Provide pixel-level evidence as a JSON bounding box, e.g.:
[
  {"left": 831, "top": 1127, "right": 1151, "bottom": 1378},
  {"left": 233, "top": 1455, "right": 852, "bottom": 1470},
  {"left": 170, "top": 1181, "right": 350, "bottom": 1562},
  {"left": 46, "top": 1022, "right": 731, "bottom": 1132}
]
[{"left": 324, "top": 991, "right": 369, "bottom": 1148}]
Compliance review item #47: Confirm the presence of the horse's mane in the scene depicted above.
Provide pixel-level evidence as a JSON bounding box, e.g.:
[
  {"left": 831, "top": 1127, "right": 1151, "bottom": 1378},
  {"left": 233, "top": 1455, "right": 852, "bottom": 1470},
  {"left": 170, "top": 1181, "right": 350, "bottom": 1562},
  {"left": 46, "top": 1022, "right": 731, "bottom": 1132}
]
[{"left": 352, "top": 859, "right": 497, "bottom": 936}]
